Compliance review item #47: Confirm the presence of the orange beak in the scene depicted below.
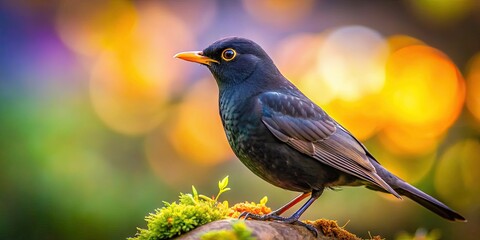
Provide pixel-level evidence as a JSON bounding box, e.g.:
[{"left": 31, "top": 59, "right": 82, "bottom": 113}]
[{"left": 174, "top": 51, "right": 219, "bottom": 66}]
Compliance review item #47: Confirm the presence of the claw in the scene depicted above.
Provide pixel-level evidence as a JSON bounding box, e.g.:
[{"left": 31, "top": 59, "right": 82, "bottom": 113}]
[
  {"left": 238, "top": 211, "right": 250, "bottom": 220},
  {"left": 239, "top": 211, "right": 284, "bottom": 221},
  {"left": 239, "top": 211, "right": 272, "bottom": 220},
  {"left": 239, "top": 212, "right": 318, "bottom": 237},
  {"left": 237, "top": 189, "right": 323, "bottom": 237}
]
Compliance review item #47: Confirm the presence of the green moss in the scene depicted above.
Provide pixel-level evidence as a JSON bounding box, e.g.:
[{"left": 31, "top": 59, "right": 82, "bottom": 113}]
[
  {"left": 129, "top": 176, "right": 231, "bottom": 240},
  {"left": 200, "top": 220, "right": 255, "bottom": 240}
]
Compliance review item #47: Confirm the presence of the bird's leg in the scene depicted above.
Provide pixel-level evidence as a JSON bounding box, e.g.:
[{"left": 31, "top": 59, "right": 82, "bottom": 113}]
[
  {"left": 270, "top": 192, "right": 312, "bottom": 216},
  {"left": 238, "top": 192, "right": 310, "bottom": 220},
  {"left": 240, "top": 189, "right": 324, "bottom": 237}
]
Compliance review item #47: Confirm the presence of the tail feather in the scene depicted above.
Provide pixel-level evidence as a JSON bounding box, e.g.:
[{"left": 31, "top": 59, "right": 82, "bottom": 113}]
[
  {"left": 371, "top": 160, "right": 466, "bottom": 222},
  {"left": 395, "top": 181, "right": 466, "bottom": 222}
]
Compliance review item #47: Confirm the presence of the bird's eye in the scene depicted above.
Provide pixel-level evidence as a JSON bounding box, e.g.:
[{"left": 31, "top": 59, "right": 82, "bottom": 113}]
[{"left": 221, "top": 48, "right": 236, "bottom": 61}]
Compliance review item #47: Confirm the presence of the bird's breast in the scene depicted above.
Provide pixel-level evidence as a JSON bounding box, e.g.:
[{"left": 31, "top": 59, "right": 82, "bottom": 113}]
[{"left": 219, "top": 92, "right": 262, "bottom": 154}]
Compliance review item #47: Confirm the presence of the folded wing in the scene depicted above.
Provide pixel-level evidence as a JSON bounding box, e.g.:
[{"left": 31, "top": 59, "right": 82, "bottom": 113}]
[{"left": 259, "top": 92, "right": 401, "bottom": 198}]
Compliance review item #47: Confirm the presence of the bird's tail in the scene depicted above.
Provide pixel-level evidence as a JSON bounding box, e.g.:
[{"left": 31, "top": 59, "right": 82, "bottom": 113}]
[
  {"left": 370, "top": 160, "right": 466, "bottom": 221},
  {"left": 393, "top": 180, "right": 466, "bottom": 222}
]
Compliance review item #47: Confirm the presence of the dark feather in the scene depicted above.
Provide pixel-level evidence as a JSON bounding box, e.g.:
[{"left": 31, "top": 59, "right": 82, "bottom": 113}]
[{"left": 259, "top": 92, "right": 401, "bottom": 198}]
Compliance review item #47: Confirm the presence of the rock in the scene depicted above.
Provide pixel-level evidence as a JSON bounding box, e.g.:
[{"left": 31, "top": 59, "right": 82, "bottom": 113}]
[{"left": 177, "top": 219, "right": 371, "bottom": 240}]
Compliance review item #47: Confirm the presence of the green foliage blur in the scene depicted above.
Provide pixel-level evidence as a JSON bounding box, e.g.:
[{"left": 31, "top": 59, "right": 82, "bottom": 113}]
[{"left": 1, "top": 1, "right": 479, "bottom": 239}]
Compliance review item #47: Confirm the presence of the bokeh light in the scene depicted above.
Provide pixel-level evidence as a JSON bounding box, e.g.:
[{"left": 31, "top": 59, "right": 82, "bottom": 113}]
[
  {"left": 407, "top": 0, "right": 474, "bottom": 26},
  {"left": 55, "top": 0, "right": 136, "bottom": 57},
  {"left": 90, "top": 50, "right": 168, "bottom": 135},
  {"left": 324, "top": 96, "right": 387, "bottom": 141},
  {"left": 242, "top": 0, "right": 314, "bottom": 27},
  {"left": 275, "top": 33, "right": 323, "bottom": 85},
  {"left": 387, "top": 35, "right": 425, "bottom": 52},
  {"left": 369, "top": 144, "right": 437, "bottom": 184},
  {"left": 274, "top": 33, "right": 335, "bottom": 104},
  {"left": 168, "top": 79, "right": 234, "bottom": 165},
  {"left": 160, "top": 0, "right": 217, "bottom": 34},
  {"left": 144, "top": 126, "right": 217, "bottom": 188},
  {"left": 379, "top": 45, "right": 465, "bottom": 155},
  {"left": 89, "top": 1, "right": 195, "bottom": 135},
  {"left": 435, "top": 139, "right": 480, "bottom": 208},
  {"left": 317, "top": 26, "right": 388, "bottom": 101},
  {"left": 466, "top": 52, "right": 480, "bottom": 124}
]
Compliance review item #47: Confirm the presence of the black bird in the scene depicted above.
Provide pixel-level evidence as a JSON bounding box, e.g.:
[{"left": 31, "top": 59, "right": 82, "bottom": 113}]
[{"left": 174, "top": 37, "right": 466, "bottom": 234}]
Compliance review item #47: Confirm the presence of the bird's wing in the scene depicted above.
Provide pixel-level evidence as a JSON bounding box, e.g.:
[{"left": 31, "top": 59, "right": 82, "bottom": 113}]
[{"left": 258, "top": 92, "right": 400, "bottom": 198}]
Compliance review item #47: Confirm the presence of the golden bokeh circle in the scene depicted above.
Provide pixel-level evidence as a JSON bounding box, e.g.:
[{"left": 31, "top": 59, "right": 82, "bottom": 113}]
[
  {"left": 168, "top": 79, "right": 234, "bottom": 165},
  {"left": 379, "top": 45, "right": 465, "bottom": 155}
]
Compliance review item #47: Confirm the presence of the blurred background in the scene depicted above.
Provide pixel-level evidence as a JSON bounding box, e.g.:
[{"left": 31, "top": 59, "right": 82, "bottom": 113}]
[{"left": 1, "top": 0, "right": 479, "bottom": 239}]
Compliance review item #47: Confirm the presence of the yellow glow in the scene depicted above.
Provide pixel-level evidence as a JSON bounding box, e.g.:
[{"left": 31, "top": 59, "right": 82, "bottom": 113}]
[
  {"left": 55, "top": 0, "right": 137, "bottom": 56},
  {"left": 242, "top": 0, "right": 314, "bottom": 27},
  {"left": 384, "top": 46, "right": 459, "bottom": 125},
  {"left": 297, "top": 70, "right": 335, "bottom": 106},
  {"left": 387, "top": 35, "right": 425, "bottom": 52},
  {"left": 435, "top": 140, "right": 480, "bottom": 208},
  {"left": 90, "top": 51, "right": 167, "bottom": 135},
  {"left": 466, "top": 52, "right": 480, "bottom": 123},
  {"left": 317, "top": 26, "right": 388, "bottom": 101},
  {"left": 168, "top": 79, "right": 233, "bottom": 165},
  {"left": 378, "top": 126, "right": 441, "bottom": 156},
  {"left": 89, "top": 2, "right": 195, "bottom": 135},
  {"left": 324, "top": 96, "right": 385, "bottom": 141},
  {"left": 379, "top": 45, "right": 465, "bottom": 155},
  {"left": 129, "top": 1, "right": 196, "bottom": 86}
]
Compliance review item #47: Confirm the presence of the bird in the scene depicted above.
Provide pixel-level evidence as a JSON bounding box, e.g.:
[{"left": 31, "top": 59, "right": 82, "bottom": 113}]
[{"left": 174, "top": 37, "right": 466, "bottom": 235}]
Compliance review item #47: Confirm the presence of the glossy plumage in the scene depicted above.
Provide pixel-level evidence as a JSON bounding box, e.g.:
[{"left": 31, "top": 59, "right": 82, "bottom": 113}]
[{"left": 174, "top": 37, "right": 466, "bottom": 233}]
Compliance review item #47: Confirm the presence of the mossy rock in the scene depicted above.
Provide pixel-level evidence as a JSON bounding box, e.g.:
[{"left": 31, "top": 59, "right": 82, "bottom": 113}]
[{"left": 177, "top": 219, "right": 382, "bottom": 240}]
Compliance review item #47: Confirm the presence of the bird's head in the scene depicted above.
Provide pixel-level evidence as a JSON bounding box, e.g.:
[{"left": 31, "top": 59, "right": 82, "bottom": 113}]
[{"left": 175, "top": 37, "right": 280, "bottom": 88}]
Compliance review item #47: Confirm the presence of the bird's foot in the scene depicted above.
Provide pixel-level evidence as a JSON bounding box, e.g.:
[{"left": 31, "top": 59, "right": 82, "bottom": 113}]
[
  {"left": 238, "top": 211, "right": 318, "bottom": 237},
  {"left": 238, "top": 211, "right": 281, "bottom": 221}
]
